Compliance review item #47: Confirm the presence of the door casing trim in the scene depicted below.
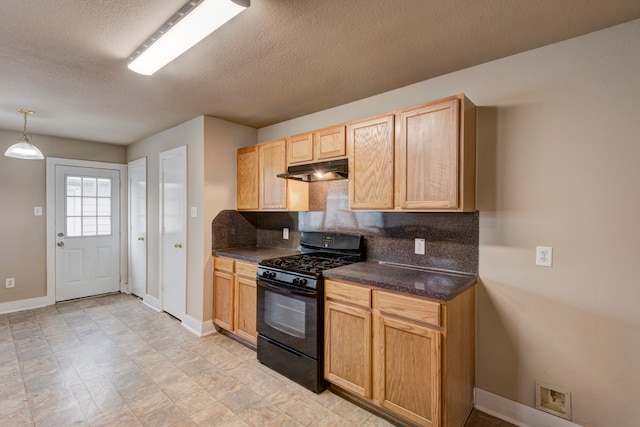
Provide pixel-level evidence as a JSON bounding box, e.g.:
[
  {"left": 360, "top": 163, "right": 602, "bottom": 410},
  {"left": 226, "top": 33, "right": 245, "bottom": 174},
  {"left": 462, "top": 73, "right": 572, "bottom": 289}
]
[{"left": 46, "top": 157, "right": 128, "bottom": 304}]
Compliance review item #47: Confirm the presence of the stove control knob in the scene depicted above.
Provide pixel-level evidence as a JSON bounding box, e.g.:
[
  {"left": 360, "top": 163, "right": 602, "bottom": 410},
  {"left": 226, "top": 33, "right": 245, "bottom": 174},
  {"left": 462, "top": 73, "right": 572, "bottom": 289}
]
[
  {"left": 299, "top": 278, "right": 307, "bottom": 286},
  {"left": 261, "top": 271, "right": 269, "bottom": 278},
  {"left": 268, "top": 271, "right": 276, "bottom": 279},
  {"left": 292, "top": 278, "right": 300, "bottom": 286}
]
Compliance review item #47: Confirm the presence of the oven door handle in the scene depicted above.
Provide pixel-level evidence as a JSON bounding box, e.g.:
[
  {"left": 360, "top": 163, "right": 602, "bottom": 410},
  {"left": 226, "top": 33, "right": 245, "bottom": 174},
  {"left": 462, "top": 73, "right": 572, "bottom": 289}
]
[{"left": 257, "top": 279, "right": 318, "bottom": 297}]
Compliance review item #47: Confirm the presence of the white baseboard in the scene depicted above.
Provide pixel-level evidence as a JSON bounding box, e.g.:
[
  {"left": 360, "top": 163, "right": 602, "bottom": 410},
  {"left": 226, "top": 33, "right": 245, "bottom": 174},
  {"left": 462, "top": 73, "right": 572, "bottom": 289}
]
[
  {"left": 142, "top": 294, "right": 161, "bottom": 312},
  {"left": 0, "top": 295, "right": 54, "bottom": 315},
  {"left": 181, "top": 315, "right": 216, "bottom": 337},
  {"left": 475, "top": 388, "right": 582, "bottom": 427}
]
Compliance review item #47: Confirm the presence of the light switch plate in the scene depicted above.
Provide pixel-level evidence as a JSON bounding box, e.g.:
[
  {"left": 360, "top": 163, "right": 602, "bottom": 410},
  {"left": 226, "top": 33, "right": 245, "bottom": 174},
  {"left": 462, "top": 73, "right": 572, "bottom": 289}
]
[
  {"left": 34, "top": 206, "right": 42, "bottom": 216},
  {"left": 283, "top": 228, "right": 289, "bottom": 240},
  {"left": 190, "top": 206, "right": 197, "bottom": 218},
  {"left": 415, "top": 238, "right": 426, "bottom": 255}
]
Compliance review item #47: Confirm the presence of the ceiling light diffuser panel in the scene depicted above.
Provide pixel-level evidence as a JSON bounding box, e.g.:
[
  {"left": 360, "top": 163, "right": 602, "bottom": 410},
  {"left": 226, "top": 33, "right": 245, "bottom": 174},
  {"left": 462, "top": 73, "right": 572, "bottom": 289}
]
[{"left": 128, "top": 0, "right": 250, "bottom": 76}]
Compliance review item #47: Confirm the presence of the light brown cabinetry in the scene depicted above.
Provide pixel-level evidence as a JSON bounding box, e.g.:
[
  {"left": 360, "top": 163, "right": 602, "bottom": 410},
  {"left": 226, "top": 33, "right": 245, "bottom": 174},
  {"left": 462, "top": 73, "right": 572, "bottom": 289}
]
[
  {"left": 347, "top": 115, "right": 395, "bottom": 210},
  {"left": 396, "top": 96, "right": 476, "bottom": 211},
  {"left": 324, "top": 280, "right": 372, "bottom": 398},
  {"left": 236, "top": 145, "right": 259, "bottom": 211},
  {"left": 236, "top": 140, "right": 309, "bottom": 212},
  {"left": 213, "top": 257, "right": 258, "bottom": 346},
  {"left": 324, "top": 279, "right": 475, "bottom": 427},
  {"left": 287, "top": 125, "right": 347, "bottom": 166},
  {"left": 347, "top": 94, "right": 476, "bottom": 212},
  {"left": 259, "top": 139, "right": 287, "bottom": 210},
  {"left": 373, "top": 291, "right": 442, "bottom": 426}
]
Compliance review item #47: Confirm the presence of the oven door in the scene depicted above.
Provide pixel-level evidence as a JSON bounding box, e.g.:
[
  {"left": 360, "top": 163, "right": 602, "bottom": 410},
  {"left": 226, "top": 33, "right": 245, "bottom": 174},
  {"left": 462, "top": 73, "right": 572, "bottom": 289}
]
[{"left": 256, "top": 277, "right": 320, "bottom": 359}]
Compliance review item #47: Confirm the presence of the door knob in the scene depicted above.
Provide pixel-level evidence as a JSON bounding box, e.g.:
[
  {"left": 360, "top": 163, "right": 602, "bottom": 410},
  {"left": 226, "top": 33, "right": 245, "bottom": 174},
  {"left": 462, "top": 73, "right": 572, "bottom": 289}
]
[
  {"left": 174, "top": 243, "right": 183, "bottom": 248},
  {"left": 138, "top": 237, "right": 145, "bottom": 241},
  {"left": 57, "top": 232, "right": 64, "bottom": 237},
  {"left": 57, "top": 242, "right": 64, "bottom": 247}
]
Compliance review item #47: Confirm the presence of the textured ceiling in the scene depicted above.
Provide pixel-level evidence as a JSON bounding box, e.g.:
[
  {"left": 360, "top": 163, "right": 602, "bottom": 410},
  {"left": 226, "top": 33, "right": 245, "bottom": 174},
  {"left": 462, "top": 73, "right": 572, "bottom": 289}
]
[{"left": 1, "top": 0, "right": 640, "bottom": 145}]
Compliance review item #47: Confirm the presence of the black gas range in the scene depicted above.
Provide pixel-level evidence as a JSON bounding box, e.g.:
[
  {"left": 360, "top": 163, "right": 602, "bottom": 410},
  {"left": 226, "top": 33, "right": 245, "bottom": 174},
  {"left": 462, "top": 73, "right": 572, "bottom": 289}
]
[{"left": 256, "top": 232, "right": 365, "bottom": 392}]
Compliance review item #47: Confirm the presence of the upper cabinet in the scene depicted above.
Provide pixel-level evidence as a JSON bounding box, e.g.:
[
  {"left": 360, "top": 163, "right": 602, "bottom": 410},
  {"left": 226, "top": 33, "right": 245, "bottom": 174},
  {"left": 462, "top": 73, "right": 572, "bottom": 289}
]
[
  {"left": 235, "top": 94, "right": 475, "bottom": 213},
  {"left": 259, "top": 139, "right": 287, "bottom": 210},
  {"left": 396, "top": 96, "right": 476, "bottom": 211},
  {"left": 237, "top": 139, "right": 309, "bottom": 212},
  {"left": 347, "top": 115, "right": 395, "bottom": 210},
  {"left": 347, "top": 94, "right": 476, "bottom": 212},
  {"left": 286, "top": 125, "right": 346, "bottom": 167},
  {"left": 236, "top": 145, "right": 259, "bottom": 211}
]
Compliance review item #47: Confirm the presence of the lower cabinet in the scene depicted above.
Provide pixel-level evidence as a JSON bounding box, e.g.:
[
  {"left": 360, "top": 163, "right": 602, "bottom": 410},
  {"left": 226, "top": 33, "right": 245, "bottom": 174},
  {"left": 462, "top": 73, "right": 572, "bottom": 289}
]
[
  {"left": 324, "top": 279, "right": 475, "bottom": 427},
  {"left": 213, "top": 257, "right": 258, "bottom": 346}
]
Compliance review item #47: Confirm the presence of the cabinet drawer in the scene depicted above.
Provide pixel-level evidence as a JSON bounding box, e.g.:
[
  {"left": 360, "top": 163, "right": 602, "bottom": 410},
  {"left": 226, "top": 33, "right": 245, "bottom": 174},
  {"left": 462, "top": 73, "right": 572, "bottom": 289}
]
[
  {"left": 235, "top": 261, "right": 257, "bottom": 278},
  {"left": 326, "top": 280, "right": 371, "bottom": 308},
  {"left": 214, "top": 257, "right": 234, "bottom": 273},
  {"left": 373, "top": 290, "right": 441, "bottom": 327}
]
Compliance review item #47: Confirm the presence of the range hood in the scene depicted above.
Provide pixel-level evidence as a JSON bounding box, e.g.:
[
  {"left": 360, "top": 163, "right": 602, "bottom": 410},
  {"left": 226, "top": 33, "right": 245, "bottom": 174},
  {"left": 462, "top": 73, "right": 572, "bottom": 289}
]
[{"left": 277, "top": 159, "right": 348, "bottom": 182}]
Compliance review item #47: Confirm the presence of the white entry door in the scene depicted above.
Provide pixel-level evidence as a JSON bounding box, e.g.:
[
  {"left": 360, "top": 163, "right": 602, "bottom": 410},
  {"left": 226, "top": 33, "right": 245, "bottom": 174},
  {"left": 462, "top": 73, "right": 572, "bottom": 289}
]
[
  {"left": 55, "top": 165, "right": 120, "bottom": 301},
  {"left": 128, "top": 158, "right": 147, "bottom": 298},
  {"left": 159, "top": 146, "right": 187, "bottom": 320}
]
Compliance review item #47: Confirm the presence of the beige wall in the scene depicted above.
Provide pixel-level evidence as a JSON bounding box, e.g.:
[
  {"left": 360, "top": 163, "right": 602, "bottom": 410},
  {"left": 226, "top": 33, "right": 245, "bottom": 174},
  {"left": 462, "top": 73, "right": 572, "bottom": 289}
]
[
  {"left": 202, "top": 117, "right": 257, "bottom": 321},
  {"left": 258, "top": 19, "right": 640, "bottom": 427},
  {"left": 0, "top": 131, "right": 126, "bottom": 304},
  {"left": 127, "top": 117, "right": 205, "bottom": 309},
  {"left": 126, "top": 116, "right": 255, "bottom": 324}
]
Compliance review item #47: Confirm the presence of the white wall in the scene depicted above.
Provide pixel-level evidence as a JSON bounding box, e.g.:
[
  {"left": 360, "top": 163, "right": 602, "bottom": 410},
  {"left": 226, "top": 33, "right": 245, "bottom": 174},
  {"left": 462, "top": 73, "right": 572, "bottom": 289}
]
[{"left": 258, "top": 19, "right": 640, "bottom": 427}]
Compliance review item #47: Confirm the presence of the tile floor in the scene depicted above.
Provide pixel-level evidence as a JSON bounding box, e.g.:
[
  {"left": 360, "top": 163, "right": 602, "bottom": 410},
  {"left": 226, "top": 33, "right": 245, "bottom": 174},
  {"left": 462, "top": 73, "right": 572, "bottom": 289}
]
[{"left": 0, "top": 293, "right": 513, "bottom": 427}]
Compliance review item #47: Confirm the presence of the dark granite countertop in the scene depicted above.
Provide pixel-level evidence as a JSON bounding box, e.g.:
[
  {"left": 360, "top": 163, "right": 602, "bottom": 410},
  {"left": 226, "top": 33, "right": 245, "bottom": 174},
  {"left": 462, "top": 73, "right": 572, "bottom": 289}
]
[
  {"left": 214, "top": 246, "right": 300, "bottom": 264},
  {"left": 323, "top": 261, "right": 477, "bottom": 301}
]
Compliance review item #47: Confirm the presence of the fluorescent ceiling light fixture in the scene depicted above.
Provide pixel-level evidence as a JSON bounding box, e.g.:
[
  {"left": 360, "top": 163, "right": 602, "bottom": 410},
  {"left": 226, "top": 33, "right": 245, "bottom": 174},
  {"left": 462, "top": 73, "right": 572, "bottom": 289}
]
[
  {"left": 128, "top": 0, "right": 250, "bottom": 75},
  {"left": 4, "top": 109, "right": 44, "bottom": 160}
]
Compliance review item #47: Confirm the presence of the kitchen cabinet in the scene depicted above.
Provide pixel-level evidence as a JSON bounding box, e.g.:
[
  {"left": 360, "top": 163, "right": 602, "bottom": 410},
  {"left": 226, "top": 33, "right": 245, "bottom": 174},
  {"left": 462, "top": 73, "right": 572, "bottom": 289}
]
[
  {"left": 236, "top": 145, "right": 259, "bottom": 211},
  {"left": 213, "top": 257, "right": 235, "bottom": 331},
  {"left": 213, "top": 256, "right": 258, "bottom": 346},
  {"left": 324, "top": 279, "right": 475, "bottom": 427},
  {"left": 324, "top": 280, "right": 372, "bottom": 398},
  {"left": 372, "top": 291, "right": 442, "bottom": 426},
  {"left": 287, "top": 125, "right": 346, "bottom": 167},
  {"left": 259, "top": 139, "right": 288, "bottom": 210},
  {"left": 236, "top": 140, "right": 308, "bottom": 212},
  {"left": 347, "top": 115, "right": 395, "bottom": 210},
  {"left": 347, "top": 94, "right": 476, "bottom": 212},
  {"left": 396, "top": 95, "right": 476, "bottom": 211}
]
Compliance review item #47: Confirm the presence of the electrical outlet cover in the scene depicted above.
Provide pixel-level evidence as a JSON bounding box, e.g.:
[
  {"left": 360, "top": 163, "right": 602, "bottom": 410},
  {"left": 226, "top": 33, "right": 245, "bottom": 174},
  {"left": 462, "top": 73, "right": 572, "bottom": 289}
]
[
  {"left": 536, "top": 246, "right": 553, "bottom": 267},
  {"left": 536, "top": 381, "right": 571, "bottom": 420}
]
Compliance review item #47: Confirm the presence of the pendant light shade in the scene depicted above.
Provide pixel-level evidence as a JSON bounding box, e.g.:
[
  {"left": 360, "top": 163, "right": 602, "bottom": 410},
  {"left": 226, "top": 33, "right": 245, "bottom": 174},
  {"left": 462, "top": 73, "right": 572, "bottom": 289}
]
[{"left": 4, "top": 109, "right": 44, "bottom": 160}]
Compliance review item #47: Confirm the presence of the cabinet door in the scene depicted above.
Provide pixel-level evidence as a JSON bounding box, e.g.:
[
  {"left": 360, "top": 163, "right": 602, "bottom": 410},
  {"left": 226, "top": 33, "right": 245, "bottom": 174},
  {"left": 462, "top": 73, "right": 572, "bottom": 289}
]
[
  {"left": 396, "top": 98, "right": 460, "bottom": 210},
  {"left": 259, "top": 139, "right": 287, "bottom": 210},
  {"left": 213, "top": 270, "right": 234, "bottom": 331},
  {"left": 314, "top": 125, "right": 346, "bottom": 160},
  {"left": 287, "top": 133, "right": 314, "bottom": 165},
  {"left": 348, "top": 115, "right": 395, "bottom": 210},
  {"left": 325, "top": 301, "right": 372, "bottom": 398},
  {"left": 236, "top": 145, "right": 259, "bottom": 210},
  {"left": 235, "top": 275, "right": 257, "bottom": 346},
  {"left": 373, "top": 314, "right": 441, "bottom": 427}
]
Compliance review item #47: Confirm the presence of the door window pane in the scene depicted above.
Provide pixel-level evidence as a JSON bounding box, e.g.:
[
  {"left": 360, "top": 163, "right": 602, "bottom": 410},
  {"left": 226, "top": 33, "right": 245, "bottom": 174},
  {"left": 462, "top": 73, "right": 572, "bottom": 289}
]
[
  {"left": 97, "top": 179, "right": 111, "bottom": 197},
  {"left": 83, "top": 178, "right": 97, "bottom": 197},
  {"left": 66, "top": 175, "right": 112, "bottom": 237}
]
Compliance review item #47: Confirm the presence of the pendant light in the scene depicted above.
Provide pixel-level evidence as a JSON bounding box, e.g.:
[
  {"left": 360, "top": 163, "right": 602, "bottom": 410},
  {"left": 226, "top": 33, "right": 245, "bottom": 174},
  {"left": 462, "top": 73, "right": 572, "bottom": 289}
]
[{"left": 4, "top": 109, "right": 44, "bottom": 160}]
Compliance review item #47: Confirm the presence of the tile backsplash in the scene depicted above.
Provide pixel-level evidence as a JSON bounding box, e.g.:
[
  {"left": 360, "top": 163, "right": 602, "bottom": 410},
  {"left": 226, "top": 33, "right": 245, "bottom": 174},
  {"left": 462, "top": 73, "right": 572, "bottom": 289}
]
[{"left": 212, "top": 180, "right": 478, "bottom": 274}]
